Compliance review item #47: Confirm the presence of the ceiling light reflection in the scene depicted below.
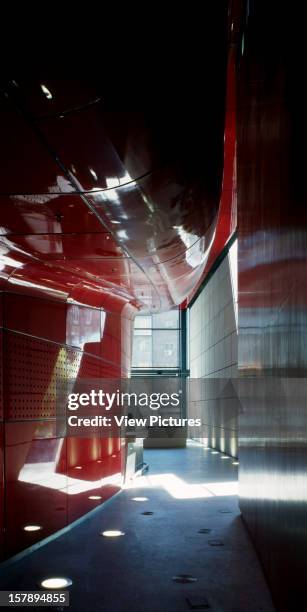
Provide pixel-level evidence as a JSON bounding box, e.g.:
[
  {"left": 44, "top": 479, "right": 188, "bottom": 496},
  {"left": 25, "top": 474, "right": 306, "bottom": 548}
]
[
  {"left": 89, "top": 168, "right": 98, "bottom": 181},
  {"left": 40, "top": 84, "right": 53, "bottom": 100}
]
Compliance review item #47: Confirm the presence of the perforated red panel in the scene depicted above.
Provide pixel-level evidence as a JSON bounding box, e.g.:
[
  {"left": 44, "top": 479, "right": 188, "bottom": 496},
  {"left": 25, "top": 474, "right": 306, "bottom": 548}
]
[{"left": 5, "top": 332, "right": 63, "bottom": 420}]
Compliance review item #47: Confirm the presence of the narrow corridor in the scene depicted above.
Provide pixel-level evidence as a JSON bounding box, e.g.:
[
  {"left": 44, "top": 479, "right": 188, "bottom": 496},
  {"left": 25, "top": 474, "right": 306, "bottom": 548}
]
[{"left": 0, "top": 442, "right": 274, "bottom": 612}]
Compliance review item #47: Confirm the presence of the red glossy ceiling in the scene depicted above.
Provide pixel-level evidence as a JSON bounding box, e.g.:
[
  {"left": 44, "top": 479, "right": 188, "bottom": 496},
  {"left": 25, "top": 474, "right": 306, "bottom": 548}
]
[{"left": 0, "top": 28, "right": 234, "bottom": 312}]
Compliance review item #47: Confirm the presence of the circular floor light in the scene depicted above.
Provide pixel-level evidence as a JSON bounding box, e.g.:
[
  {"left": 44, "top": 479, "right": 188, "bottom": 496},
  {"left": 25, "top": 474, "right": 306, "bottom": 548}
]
[
  {"left": 131, "top": 497, "right": 149, "bottom": 502},
  {"left": 100, "top": 530, "right": 125, "bottom": 538},
  {"left": 172, "top": 574, "right": 197, "bottom": 584},
  {"left": 211, "top": 451, "right": 219, "bottom": 455},
  {"left": 23, "top": 525, "right": 42, "bottom": 532},
  {"left": 232, "top": 461, "right": 239, "bottom": 465},
  {"left": 221, "top": 456, "right": 230, "bottom": 460},
  {"left": 74, "top": 466, "right": 82, "bottom": 470},
  {"left": 40, "top": 577, "right": 72, "bottom": 589},
  {"left": 88, "top": 495, "right": 102, "bottom": 500}
]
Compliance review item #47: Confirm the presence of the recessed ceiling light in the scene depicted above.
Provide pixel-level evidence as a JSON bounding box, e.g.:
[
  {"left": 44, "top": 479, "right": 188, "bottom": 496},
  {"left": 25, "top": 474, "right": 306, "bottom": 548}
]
[
  {"left": 221, "top": 456, "right": 230, "bottom": 459},
  {"left": 88, "top": 495, "right": 102, "bottom": 500},
  {"left": 110, "top": 220, "right": 120, "bottom": 224},
  {"left": 232, "top": 461, "right": 239, "bottom": 465},
  {"left": 211, "top": 451, "right": 219, "bottom": 455},
  {"left": 131, "top": 497, "right": 148, "bottom": 502},
  {"left": 23, "top": 525, "right": 42, "bottom": 532},
  {"left": 40, "top": 577, "right": 72, "bottom": 589},
  {"left": 100, "top": 530, "right": 125, "bottom": 538},
  {"left": 74, "top": 466, "right": 82, "bottom": 470},
  {"left": 40, "top": 84, "right": 52, "bottom": 100},
  {"left": 112, "top": 454, "right": 117, "bottom": 458},
  {"left": 97, "top": 460, "right": 102, "bottom": 463}
]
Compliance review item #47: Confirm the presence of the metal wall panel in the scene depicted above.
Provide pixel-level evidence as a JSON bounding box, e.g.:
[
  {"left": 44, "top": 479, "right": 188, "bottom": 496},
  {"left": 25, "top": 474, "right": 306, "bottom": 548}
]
[{"left": 237, "top": 4, "right": 307, "bottom": 610}]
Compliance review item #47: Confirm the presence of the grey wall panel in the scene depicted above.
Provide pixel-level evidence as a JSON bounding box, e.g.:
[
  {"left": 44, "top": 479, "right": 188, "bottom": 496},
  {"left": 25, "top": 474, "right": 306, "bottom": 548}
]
[
  {"left": 188, "top": 242, "right": 238, "bottom": 457},
  {"left": 237, "top": 4, "right": 307, "bottom": 610}
]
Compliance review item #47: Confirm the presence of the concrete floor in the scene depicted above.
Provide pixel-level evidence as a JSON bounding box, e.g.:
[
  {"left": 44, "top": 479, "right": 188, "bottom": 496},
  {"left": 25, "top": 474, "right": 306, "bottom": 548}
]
[{"left": 0, "top": 441, "right": 275, "bottom": 612}]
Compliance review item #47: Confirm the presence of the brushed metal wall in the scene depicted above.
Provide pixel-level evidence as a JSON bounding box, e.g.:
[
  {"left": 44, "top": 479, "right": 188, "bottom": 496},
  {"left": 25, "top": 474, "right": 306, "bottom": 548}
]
[{"left": 237, "top": 3, "right": 307, "bottom": 610}]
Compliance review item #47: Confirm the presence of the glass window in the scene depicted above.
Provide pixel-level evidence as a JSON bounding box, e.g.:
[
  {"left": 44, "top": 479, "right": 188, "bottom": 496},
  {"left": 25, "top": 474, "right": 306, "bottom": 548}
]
[
  {"left": 132, "top": 335, "right": 152, "bottom": 368},
  {"left": 152, "top": 310, "right": 179, "bottom": 329},
  {"left": 134, "top": 316, "right": 152, "bottom": 329},
  {"left": 132, "top": 309, "right": 181, "bottom": 369},
  {"left": 152, "top": 329, "right": 179, "bottom": 367}
]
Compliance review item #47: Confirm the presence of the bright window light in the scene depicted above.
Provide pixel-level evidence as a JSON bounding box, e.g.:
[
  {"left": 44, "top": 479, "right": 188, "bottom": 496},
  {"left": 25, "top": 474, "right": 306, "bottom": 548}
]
[
  {"left": 18, "top": 461, "right": 122, "bottom": 494},
  {"left": 126, "top": 473, "right": 238, "bottom": 499}
]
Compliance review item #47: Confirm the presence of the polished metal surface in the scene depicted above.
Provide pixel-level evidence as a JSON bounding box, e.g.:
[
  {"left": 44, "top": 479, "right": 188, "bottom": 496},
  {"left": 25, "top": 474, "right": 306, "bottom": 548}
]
[
  {"left": 0, "top": 39, "right": 228, "bottom": 313},
  {"left": 237, "top": 4, "right": 307, "bottom": 610}
]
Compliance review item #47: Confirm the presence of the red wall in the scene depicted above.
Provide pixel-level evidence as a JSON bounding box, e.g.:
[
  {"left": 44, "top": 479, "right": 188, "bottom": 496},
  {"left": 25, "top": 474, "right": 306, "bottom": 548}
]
[{"left": 0, "top": 291, "right": 134, "bottom": 560}]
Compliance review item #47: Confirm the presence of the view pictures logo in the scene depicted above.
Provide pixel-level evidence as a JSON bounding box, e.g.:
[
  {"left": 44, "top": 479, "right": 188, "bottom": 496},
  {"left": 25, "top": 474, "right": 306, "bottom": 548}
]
[{"left": 67, "top": 389, "right": 181, "bottom": 412}]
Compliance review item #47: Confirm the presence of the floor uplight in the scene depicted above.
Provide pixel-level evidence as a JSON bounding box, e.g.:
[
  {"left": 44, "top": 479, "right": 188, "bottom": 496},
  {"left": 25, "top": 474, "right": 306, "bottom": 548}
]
[
  {"left": 23, "top": 525, "right": 42, "bottom": 532},
  {"left": 100, "top": 530, "right": 125, "bottom": 537},
  {"left": 40, "top": 577, "right": 72, "bottom": 589}
]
